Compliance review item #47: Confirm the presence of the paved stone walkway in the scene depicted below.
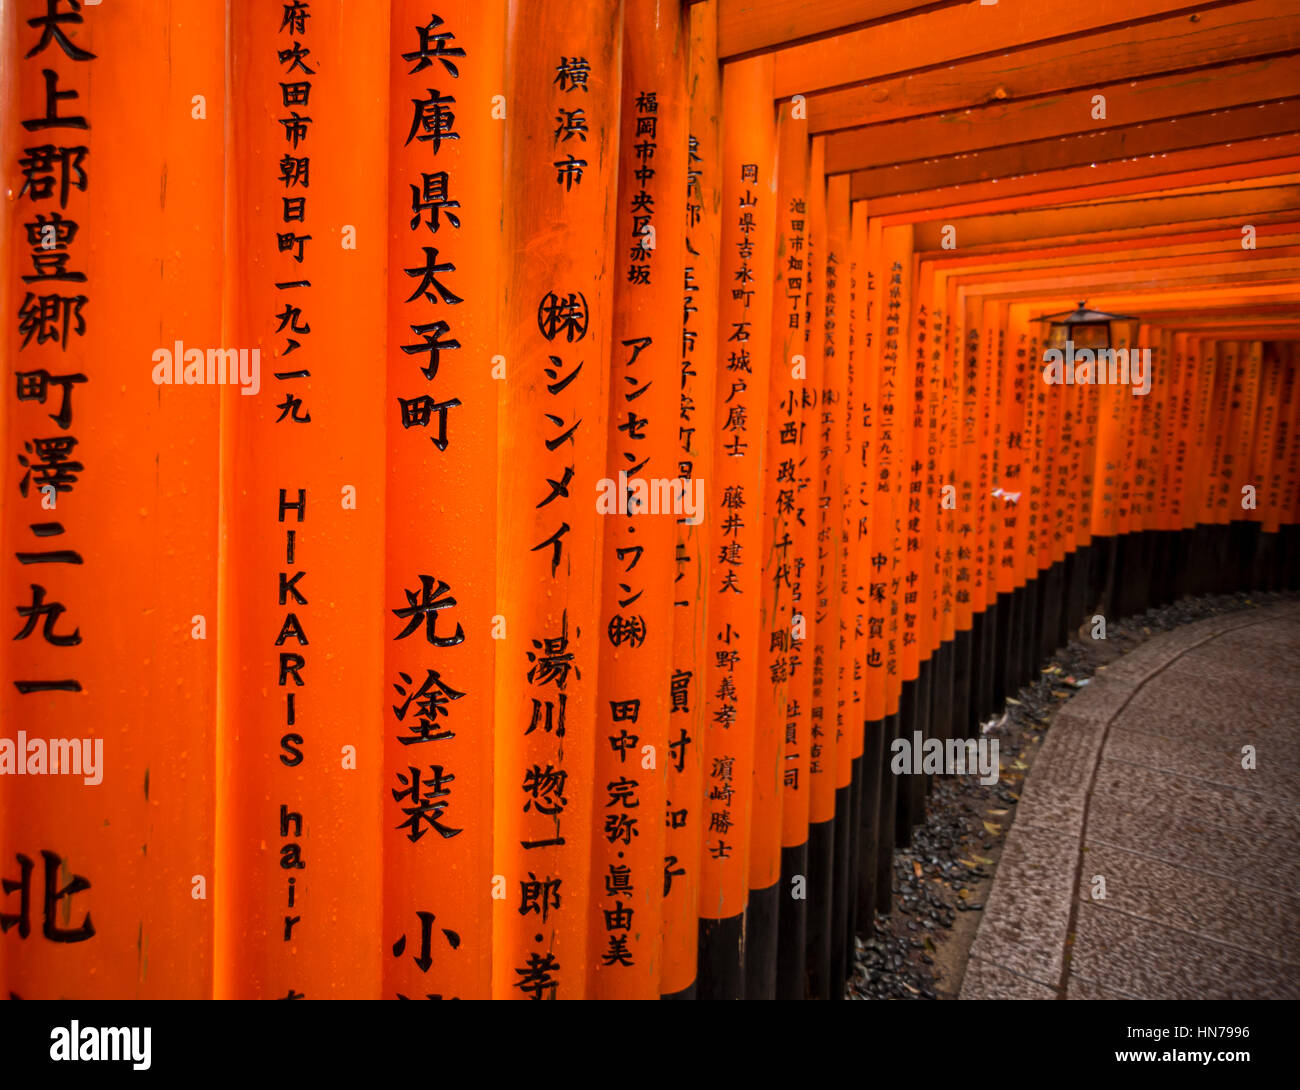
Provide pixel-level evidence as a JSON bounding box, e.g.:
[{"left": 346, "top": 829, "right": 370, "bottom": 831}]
[{"left": 960, "top": 602, "right": 1300, "bottom": 1000}]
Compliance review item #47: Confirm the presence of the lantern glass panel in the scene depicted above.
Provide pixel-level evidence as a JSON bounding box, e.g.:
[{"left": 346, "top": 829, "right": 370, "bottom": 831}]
[{"left": 1069, "top": 321, "right": 1111, "bottom": 352}]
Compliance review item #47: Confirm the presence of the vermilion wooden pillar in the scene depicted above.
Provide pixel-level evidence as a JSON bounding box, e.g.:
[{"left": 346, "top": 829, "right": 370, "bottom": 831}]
[
  {"left": 848, "top": 203, "right": 875, "bottom": 739},
  {"left": 842, "top": 205, "right": 873, "bottom": 744},
  {"left": 493, "top": 0, "right": 622, "bottom": 1000},
  {"left": 1208, "top": 342, "right": 1237, "bottom": 571},
  {"left": 217, "top": 0, "right": 389, "bottom": 1000},
  {"left": 821, "top": 173, "right": 857, "bottom": 996},
  {"left": 850, "top": 199, "right": 884, "bottom": 928},
  {"left": 879, "top": 222, "right": 914, "bottom": 852},
  {"left": 901, "top": 260, "right": 933, "bottom": 833},
  {"left": 697, "top": 52, "right": 775, "bottom": 1000},
  {"left": 383, "top": 0, "right": 504, "bottom": 1002},
  {"left": 881, "top": 222, "right": 908, "bottom": 737},
  {"left": 979, "top": 298, "right": 1002, "bottom": 653},
  {"left": 1006, "top": 309, "right": 1034, "bottom": 628},
  {"left": 902, "top": 244, "right": 928, "bottom": 690},
  {"left": 1149, "top": 330, "right": 1170, "bottom": 549},
  {"left": 935, "top": 276, "right": 960, "bottom": 715},
  {"left": 864, "top": 216, "right": 901, "bottom": 899},
  {"left": 1116, "top": 323, "right": 1142, "bottom": 582},
  {"left": 984, "top": 301, "right": 1014, "bottom": 700},
  {"left": 1025, "top": 307, "right": 1053, "bottom": 642},
  {"left": 1260, "top": 347, "right": 1297, "bottom": 541},
  {"left": 811, "top": 170, "right": 852, "bottom": 988},
  {"left": 1090, "top": 332, "right": 1126, "bottom": 615},
  {"left": 1228, "top": 340, "right": 1263, "bottom": 585},
  {"left": 972, "top": 293, "right": 998, "bottom": 718},
  {"left": 1026, "top": 307, "right": 1051, "bottom": 659},
  {"left": 1169, "top": 333, "right": 1196, "bottom": 552},
  {"left": 661, "top": 0, "right": 719, "bottom": 1000},
  {"left": 1236, "top": 340, "right": 1264, "bottom": 501},
  {"left": 1281, "top": 346, "right": 1300, "bottom": 579},
  {"left": 780, "top": 130, "right": 827, "bottom": 999},
  {"left": 962, "top": 289, "right": 982, "bottom": 686},
  {"left": 1187, "top": 334, "right": 1220, "bottom": 585},
  {"left": 589, "top": 0, "right": 688, "bottom": 999},
  {"left": 950, "top": 279, "right": 981, "bottom": 736},
  {"left": 1075, "top": 309, "right": 1101, "bottom": 610},
  {"left": 1249, "top": 344, "right": 1279, "bottom": 561},
  {"left": 2, "top": 0, "right": 223, "bottom": 999},
  {"left": 924, "top": 269, "right": 950, "bottom": 795},
  {"left": 1052, "top": 315, "right": 1081, "bottom": 627},
  {"left": 1152, "top": 328, "right": 1180, "bottom": 605},
  {"left": 761, "top": 103, "right": 807, "bottom": 1000}
]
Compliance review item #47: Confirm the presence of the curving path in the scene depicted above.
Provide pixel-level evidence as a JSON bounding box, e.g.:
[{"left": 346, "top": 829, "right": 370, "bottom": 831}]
[{"left": 960, "top": 602, "right": 1300, "bottom": 1000}]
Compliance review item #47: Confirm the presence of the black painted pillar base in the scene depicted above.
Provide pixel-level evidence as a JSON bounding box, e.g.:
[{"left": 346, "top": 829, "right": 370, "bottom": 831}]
[
  {"left": 978, "top": 600, "right": 997, "bottom": 723},
  {"left": 931, "top": 640, "right": 955, "bottom": 800},
  {"left": 1058, "top": 551, "right": 1075, "bottom": 650},
  {"left": 894, "top": 678, "right": 915, "bottom": 848},
  {"left": 830, "top": 779, "right": 853, "bottom": 999},
  {"left": 1187, "top": 525, "right": 1207, "bottom": 598},
  {"left": 904, "top": 657, "right": 932, "bottom": 837},
  {"left": 843, "top": 748, "right": 862, "bottom": 950},
  {"left": 744, "top": 881, "right": 780, "bottom": 999},
  {"left": 1014, "top": 585, "right": 1028, "bottom": 698},
  {"left": 953, "top": 626, "right": 973, "bottom": 741},
  {"left": 1254, "top": 528, "right": 1279, "bottom": 592},
  {"left": 1040, "top": 562, "right": 1062, "bottom": 663},
  {"left": 1029, "top": 576, "right": 1044, "bottom": 683},
  {"left": 993, "top": 590, "right": 1012, "bottom": 715},
  {"left": 875, "top": 710, "right": 902, "bottom": 915},
  {"left": 1152, "top": 530, "right": 1173, "bottom": 607},
  {"left": 1210, "top": 523, "right": 1228, "bottom": 597},
  {"left": 777, "top": 842, "right": 810, "bottom": 999},
  {"left": 1069, "top": 544, "right": 1090, "bottom": 638},
  {"left": 972, "top": 613, "right": 987, "bottom": 733},
  {"left": 1175, "top": 529, "right": 1192, "bottom": 597},
  {"left": 938, "top": 639, "right": 955, "bottom": 745},
  {"left": 1232, "top": 520, "right": 1259, "bottom": 594},
  {"left": 1097, "top": 534, "right": 1118, "bottom": 617},
  {"left": 661, "top": 980, "right": 697, "bottom": 1000},
  {"left": 856, "top": 721, "right": 883, "bottom": 934},
  {"left": 1004, "top": 587, "right": 1022, "bottom": 703},
  {"left": 1112, "top": 534, "right": 1130, "bottom": 618},
  {"left": 1023, "top": 576, "right": 1040, "bottom": 687},
  {"left": 1134, "top": 532, "right": 1153, "bottom": 616},
  {"left": 697, "top": 915, "right": 745, "bottom": 1000},
  {"left": 800, "top": 822, "right": 832, "bottom": 1004}
]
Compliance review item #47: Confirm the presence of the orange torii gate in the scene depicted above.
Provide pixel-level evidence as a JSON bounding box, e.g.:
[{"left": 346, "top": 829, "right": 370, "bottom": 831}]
[{"left": 2, "top": 0, "right": 1298, "bottom": 1004}]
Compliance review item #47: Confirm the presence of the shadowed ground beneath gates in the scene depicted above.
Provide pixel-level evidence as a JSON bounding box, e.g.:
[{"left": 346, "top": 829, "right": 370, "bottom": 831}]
[{"left": 960, "top": 602, "right": 1300, "bottom": 1000}]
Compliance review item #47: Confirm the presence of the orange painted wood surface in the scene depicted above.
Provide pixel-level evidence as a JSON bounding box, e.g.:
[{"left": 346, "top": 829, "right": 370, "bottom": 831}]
[
  {"left": 384, "top": 0, "right": 503, "bottom": 1002},
  {"left": 588, "top": 0, "right": 688, "bottom": 998},
  {"left": 659, "top": 0, "right": 720, "bottom": 996},
  {"left": 697, "top": 52, "right": 776, "bottom": 925},
  {"left": 217, "top": 0, "right": 389, "bottom": 1000},
  {"left": 3, "top": 0, "right": 224, "bottom": 1000},
  {"left": 3, "top": 0, "right": 1297, "bottom": 1005},
  {"left": 492, "top": 0, "right": 622, "bottom": 1000}
]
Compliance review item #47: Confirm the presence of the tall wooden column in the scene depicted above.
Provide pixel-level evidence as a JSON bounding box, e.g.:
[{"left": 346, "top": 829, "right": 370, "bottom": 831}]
[
  {"left": 661, "top": 0, "right": 720, "bottom": 999},
  {"left": 589, "top": 0, "right": 688, "bottom": 999},
  {"left": 217, "top": 0, "right": 390, "bottom": 999},
  {"left": 493, "top": 0, "right": 623, "bottom": 1000},
  {"left": 2, "top": 0, "right": 224, "bottom": 999},
  {"left": 696, "top": 53, "right": 775, "bottom": 1000},
  {"left": 383, "top": 0, "right": 504, "bottom": 1002}
]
